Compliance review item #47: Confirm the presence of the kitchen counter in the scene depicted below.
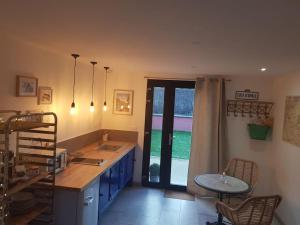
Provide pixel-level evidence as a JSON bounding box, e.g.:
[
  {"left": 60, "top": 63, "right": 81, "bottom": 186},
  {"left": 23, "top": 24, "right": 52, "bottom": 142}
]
[{"left": 55, "top": 141, "right": 136, "bottom": 191}]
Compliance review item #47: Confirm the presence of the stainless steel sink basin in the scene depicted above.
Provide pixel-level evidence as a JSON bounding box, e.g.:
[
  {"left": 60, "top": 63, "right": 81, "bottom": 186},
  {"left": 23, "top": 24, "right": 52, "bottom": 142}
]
[
  {"left": 97, "top": 144, "right": 122, "bottom": 152},
  {"left": 71, "top": 157, "right": 106, "bottom": 166}
]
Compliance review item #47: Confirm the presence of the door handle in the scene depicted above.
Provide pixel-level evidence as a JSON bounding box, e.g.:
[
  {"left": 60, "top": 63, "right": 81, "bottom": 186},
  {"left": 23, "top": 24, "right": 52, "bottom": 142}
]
[
  {"left": 168, "top": 133, "right": 173, "bottom": 146},
  {"left": 84, "top": 196, "right": 94, "bottom": 206}
]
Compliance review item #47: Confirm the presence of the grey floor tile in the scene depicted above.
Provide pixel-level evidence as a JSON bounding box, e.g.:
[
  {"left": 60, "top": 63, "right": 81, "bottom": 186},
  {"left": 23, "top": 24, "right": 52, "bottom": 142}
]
[
  {"left": 135, "top": 214, "right": 159, "bottom": 225},
  {"left": 102, "top": 186, "right": 277, "bottom": 225},
  {"left": 158, "top": 210, "right": 180, "bottom": 225},
  {"left": 161, "top": 198, "right": 182, "bottom": 212},
  {"left": 100, "top": 211, "right": 120, "bottom": 225}
]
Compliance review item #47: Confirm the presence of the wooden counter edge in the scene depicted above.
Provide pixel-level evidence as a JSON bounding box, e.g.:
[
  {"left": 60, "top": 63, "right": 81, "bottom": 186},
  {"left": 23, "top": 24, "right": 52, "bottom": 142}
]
[{"left": 54, "top": 142, "right": 136, "bottom": 191}]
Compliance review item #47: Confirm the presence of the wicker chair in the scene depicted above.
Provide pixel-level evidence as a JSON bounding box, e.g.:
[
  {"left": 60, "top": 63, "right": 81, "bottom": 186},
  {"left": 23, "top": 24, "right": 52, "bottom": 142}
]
[
  {"left": 225, "top": 158, "right": 259, "bottom": 190},
  {"left": 216, "top": 195, "right": 282, "bottom": 225}
]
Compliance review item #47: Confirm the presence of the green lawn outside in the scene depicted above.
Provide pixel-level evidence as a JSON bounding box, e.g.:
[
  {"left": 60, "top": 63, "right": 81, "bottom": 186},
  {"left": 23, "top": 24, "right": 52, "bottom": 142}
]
[{"left": 150, "top": 130, "right": 191, "bottom": 160}]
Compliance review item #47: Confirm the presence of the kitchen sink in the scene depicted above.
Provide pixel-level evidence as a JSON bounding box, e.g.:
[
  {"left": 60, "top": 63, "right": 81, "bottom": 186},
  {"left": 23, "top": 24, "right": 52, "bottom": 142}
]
[
  {"left": 97, "top": 144, "right": 122, "bottom": 152},
  {"left": 71, "top": 157, "right": 106, "bottom": 166}
]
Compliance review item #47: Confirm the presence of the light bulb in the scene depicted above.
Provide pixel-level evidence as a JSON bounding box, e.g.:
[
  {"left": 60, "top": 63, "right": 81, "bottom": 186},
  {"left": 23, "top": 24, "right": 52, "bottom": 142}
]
[
  {"left": 103, "top": 101, "right": 107, "bottom": 112},
  {"left": 70, "top": 107, "right": 76, "bottom": 115},
  {"left": 70, "top": 102, "right": 76, "bottom": 115},
  {"left": 260, "top": 67, "right": 267, "bottom": 72},
  {"left": 90, "top": 106, "right": 95, "bottom": 112},
  {"left": 90, "top": 102, "right": 95, "bottom": 112}
]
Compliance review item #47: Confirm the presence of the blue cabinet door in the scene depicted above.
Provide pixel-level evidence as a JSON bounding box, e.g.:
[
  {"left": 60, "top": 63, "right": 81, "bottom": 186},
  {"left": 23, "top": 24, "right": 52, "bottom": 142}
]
[
  {"left": 119, "top": 155, "right": 128, "bottom": 189},
  {"left": 126, "top": 149, "right": 135, "bottom": 184},
  {"left": 109, "top": 162, "right": 120, "bottom": 199},
  {"left": 99, "top": 170, "right": 110, "bottom": 213}
]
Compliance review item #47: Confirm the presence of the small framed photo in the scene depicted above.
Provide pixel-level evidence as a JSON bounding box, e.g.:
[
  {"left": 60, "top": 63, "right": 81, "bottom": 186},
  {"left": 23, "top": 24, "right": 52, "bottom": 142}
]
[
  {"left": 113, "top": 89, "right": 134, "bottom": 115},
  {"left": 16, "top": 75, "right": 38, "bottom": 97},
  {"left": 38, "top": 87, "right": 53, "bottom": 105}
]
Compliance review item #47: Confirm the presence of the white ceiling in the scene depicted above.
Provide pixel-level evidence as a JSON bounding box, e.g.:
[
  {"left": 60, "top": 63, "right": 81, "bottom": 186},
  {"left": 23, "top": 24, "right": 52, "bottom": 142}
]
[{"left": 1, "top": 0, "right": 300, "bottom": 76}]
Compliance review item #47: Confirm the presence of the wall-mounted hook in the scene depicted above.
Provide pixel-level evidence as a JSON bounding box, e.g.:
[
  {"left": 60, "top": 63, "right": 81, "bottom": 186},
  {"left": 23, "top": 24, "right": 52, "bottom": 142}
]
[
  {"left": 226, "top": 99, "right": 274, "bottom": 119},
  {"left": 257, "top": 113, "right": 261, "bottom": 119},
  {"left": 234, "top": 110, "right": 238, "bottom": 117}
]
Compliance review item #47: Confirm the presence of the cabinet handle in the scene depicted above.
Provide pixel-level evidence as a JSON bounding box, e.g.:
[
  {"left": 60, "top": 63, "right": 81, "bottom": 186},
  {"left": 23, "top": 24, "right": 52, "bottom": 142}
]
[{"left": 84, "top": 196, "right": 94, "bottom": 206}]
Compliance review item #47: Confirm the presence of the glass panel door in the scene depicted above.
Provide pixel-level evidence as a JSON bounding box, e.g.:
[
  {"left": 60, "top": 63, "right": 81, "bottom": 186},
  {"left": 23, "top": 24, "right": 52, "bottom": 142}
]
[
  {"left": 142, "top": 80, "right": 195, "bottom": 190},
  {"left": 149, "top": 87, "right": 165, "bottom": 183},
  {"left": 170, "top": 88, "right": 195, "bottom": 186}
]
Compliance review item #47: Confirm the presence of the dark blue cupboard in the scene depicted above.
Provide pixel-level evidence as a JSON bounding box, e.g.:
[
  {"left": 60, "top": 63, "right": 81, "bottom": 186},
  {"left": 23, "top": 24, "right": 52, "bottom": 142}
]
[
  {"left": 99, "top": 169, "right": 110, "bottom": 213},
  {"left": 98, "top": 148, "right": 135, "bottom": 219},
  {"left": 126, "top": 150, "right": 134, "bottom": 184},
  {"left": 119, "top": 155, "right": 128, "bottom": 189},
  {"left": 109, "top": 161, "right": 120, "bottom": 199}
]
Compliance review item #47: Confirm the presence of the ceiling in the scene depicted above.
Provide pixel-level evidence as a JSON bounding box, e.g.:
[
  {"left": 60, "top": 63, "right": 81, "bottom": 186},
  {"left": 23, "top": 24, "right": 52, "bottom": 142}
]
[{"left": 1, "top": 0, "right": 300, "bottom": 76}]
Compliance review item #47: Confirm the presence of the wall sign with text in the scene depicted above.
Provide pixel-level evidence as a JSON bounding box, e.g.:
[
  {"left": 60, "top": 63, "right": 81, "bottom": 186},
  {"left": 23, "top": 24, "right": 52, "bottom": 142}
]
[{"left": 235, "top": 89, "right": 259, "bottom": 100}]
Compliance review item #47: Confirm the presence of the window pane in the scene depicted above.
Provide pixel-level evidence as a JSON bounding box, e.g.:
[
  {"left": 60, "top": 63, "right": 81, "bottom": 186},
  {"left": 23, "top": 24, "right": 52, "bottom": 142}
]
[{"left": 149, "top": 87, "right": 164, "bottom": 183}]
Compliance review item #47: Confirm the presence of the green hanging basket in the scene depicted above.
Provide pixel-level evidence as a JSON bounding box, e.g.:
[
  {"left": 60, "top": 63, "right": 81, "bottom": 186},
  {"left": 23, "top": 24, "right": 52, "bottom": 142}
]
[{"left": 248, "top": 124, "right": 270, "bottom": 140}]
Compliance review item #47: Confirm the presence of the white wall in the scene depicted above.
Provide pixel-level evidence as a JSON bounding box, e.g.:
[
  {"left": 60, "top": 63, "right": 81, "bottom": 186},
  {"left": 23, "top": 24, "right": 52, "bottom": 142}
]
[
  {"left": 271, "top": 74, "right": 300, "bottom": 225},
  {"left": 226, "top": 76, "right": 275, "bottom": 195},
  {"left": 0, "top": 33, "right": 104, "bottom": 142},
  {"left": 101, "top": 70, "right": 147, "bottom": 182}
]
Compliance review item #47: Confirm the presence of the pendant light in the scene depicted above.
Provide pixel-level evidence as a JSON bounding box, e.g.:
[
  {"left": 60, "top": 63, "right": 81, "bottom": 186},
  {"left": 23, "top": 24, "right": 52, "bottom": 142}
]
[
  {"left": 90, "top": 61, "right": 97, "bottom": 112},
  {"left": 70, "top": 53, "right": 80, "bottom": 115},
  {"left": 103, "top": 66, "right": 109, "bottom": 112}
]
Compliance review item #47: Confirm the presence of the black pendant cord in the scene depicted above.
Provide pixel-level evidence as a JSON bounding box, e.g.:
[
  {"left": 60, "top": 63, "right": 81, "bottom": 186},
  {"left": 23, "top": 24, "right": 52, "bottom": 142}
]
[
  {"left": 104, "top": 70, "right": 107, "bottom": 102},
  {"left": 71, "top": 54, "right": 80, "bottom": 104},
  {"left": 90, "top": 61, "right": 97, "bottom": 103},
  {"left": 104, "top": 67, "right": 109, "bottom": 104},
  {"left": 92, "top": 65, "right": 95, "bottom": 102},
  {"left": 72, "top": 58, "right": 76, "bottom": 103}
]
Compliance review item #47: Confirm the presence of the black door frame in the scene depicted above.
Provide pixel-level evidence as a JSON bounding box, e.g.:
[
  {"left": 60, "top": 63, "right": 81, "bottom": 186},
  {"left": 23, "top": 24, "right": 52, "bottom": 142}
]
[{"left": 142, "top": 79, "right": 195, "bottom": 191}]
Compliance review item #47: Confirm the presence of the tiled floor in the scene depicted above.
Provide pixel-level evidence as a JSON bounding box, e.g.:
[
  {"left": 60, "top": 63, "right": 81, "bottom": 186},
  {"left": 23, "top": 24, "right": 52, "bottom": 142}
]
[{"left": 100, "top": 186, "right": 280, "bottom": 225}]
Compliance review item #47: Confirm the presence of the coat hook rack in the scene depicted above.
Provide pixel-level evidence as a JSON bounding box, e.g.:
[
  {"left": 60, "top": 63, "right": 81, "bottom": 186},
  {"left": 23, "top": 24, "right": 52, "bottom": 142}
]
[{"left": 227, "top": 100, "right": 274, "bottom": 118}]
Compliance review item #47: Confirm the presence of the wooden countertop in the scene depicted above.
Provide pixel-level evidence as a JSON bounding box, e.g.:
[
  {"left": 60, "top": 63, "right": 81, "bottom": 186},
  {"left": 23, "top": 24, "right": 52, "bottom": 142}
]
[{"left": 55, "top": 141, "right": 136, "bottom": 191}]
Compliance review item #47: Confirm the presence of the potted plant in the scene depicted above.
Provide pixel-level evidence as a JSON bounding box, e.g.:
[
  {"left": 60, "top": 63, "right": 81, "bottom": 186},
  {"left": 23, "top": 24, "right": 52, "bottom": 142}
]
[
  {"left": 248, "top": 117, "right": 273, "bottom": 140},
  {"left": 149, "top": 163, "right": 160, "bottom": 182}
]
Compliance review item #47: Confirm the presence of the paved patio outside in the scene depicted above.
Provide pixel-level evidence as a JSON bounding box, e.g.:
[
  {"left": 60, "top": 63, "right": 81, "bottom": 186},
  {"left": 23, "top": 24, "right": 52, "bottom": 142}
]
[{"left": 150, "top": 156, "right": 190, "bottom": 186}]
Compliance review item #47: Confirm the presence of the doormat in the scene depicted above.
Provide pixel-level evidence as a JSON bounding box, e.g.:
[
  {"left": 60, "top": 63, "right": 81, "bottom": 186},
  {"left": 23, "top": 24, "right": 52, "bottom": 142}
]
[{"left": 164, "top": 190, "right": 195, "bottom": 201}]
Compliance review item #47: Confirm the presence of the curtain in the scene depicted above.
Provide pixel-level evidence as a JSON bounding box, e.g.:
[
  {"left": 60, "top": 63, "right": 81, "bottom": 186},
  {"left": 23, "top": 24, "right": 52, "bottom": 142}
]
[{"left": 187, "top": 77, "right": 227, "bottom": 195}]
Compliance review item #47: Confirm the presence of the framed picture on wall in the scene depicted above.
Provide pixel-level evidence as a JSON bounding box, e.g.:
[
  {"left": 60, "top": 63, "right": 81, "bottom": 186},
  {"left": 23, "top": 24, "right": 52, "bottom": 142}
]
[
  {"left": 113, "top": 89, "right": 134, "bottom": 115},
  {"left": 16, "top": 75, "right": 38, "bottom": 97},
  {"left": 283, "top": 96, "right": 300, "bottom": 147},
  {"left": 38, "top": 86, "right": 53, "bottom": 105}
]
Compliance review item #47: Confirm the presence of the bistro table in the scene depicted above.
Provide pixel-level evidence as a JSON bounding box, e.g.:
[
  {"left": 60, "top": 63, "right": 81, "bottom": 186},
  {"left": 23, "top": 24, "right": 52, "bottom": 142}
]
[{"left": 194, "top": 174, "right": 251, "bottom": 225}]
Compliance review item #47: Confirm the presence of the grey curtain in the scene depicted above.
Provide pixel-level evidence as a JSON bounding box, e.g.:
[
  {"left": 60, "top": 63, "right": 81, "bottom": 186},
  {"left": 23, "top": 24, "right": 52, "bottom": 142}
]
[{"left": 187, "top": 77, "right": 227, "bottom": 195}]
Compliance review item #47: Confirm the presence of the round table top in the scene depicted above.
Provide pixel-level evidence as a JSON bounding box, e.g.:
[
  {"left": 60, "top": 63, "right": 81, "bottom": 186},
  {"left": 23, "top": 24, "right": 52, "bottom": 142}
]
[{"left": 194, "top": 174, "right": 251, "bottom": 194}]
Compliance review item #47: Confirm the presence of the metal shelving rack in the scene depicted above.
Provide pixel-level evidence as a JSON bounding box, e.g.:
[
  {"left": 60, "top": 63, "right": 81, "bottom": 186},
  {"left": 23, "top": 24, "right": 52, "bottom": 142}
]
[{"left": 0, "top": 111, "right": 57, "bottom": 225}]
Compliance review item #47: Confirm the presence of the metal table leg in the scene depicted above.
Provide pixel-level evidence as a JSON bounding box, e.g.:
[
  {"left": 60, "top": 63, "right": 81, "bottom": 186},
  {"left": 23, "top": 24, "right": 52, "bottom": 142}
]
[{"left": 205, "top": 193, "right": 226, "bottom": 225}]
